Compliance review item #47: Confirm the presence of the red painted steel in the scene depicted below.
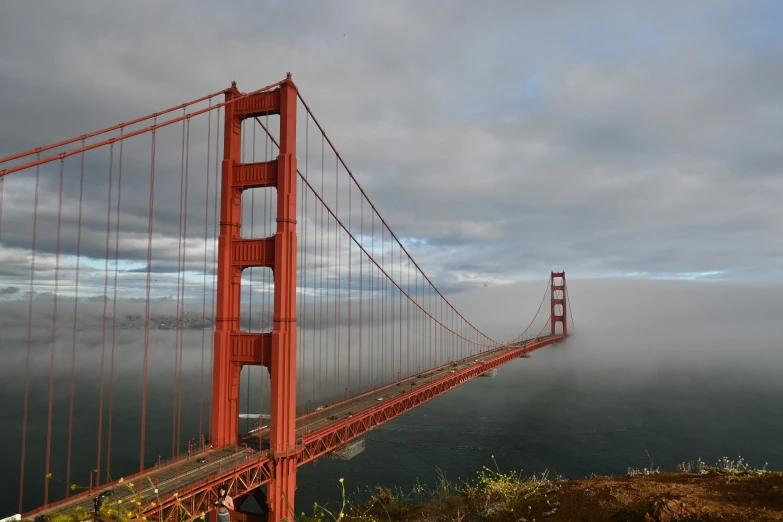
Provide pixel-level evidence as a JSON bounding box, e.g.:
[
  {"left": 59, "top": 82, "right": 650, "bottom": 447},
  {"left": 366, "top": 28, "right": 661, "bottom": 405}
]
[
  {"left": 211, "top": 74, "right": 299, "bottom": 522},
  {"left": 212, "top": 82, "right": 243, "bottom": 450},
  {"left": 295, "top": 336, "right": 563, "bottom": 465},
  {"left": 10, "top": 74, "right": 571, "bottom": 522},
  {"left": 24, "top": 336, "right": 563, "bottom": 522},
  {"left": 266, "top": 74, "right": 299, "bottom": 520},
  {"left": 550, "top": 272, "right": 568, "bottom": 337},
  {"left": 0, "top": 90, "right": 225, "bottom": 165},
  {"left": 0, "top": 81, "right": 286, "bottom": 178}
]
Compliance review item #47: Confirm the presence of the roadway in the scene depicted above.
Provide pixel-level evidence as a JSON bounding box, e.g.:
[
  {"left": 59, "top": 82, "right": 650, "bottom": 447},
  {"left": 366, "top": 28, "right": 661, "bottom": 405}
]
[{"left": 26, "top": 338, "right": 551, "bottom": 520}]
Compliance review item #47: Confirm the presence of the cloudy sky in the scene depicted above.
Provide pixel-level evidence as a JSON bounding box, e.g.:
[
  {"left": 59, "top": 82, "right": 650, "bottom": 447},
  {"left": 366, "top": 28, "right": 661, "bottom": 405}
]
[
  {"left": 1, "top": 0, "right": 782, "bottom": 299},
  {"left": 3, "top": 4, "right": 783, "bottom": 512}
]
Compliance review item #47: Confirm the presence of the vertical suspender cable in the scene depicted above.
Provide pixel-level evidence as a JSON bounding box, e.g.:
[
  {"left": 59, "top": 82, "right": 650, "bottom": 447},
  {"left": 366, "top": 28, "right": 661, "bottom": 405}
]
[
  {"left": 334, "top": 156, "right": 339, "bottom": 401},
  {"left": 297, "top": 174, "right": 303, "bottom": 413},
  {"left": 108, "top": 130, "right": 125, "bottom": 480},
  {"left": 44, "top": 159, "right": 66, "bottom": 503},
  {"left": 96, "top": 143, "right": 115, "bottom": 487},
  {"left": 566, "top": 281, "right": 575, "bottom": 332},
  {"left": 335, "top": 157, "right": 340, "bottom": 401},
  {"left": 173, "top": 115, "right": 187, "bottom": 455},
  {"left": 413, "top": 267, "right": 417, "bottom": 372},
  {"left": 19, "top": 157, "right": 41, "bottom": 512},
  {"left": 66, "top": 146, "right": 86, "bottom": 497},
  {"left": 140, "top": 123, "right": 158, "bottom": 471},
  {"left": 370, "top": 213, "right": 374, "bottom": 387},
  {"left": 0, "top": 175, "right": 4, "bottom": 241},
  {"left": 380, "top": 227, "right": 385, "bottom": 383},
  {"left": 262, "top": 114, "right": 270, "bottom": 418},
  {"left": 390, "top": 235, "right": 395, "bottom": 381},
  {"left": 347, "top": 172, "right": 351, "bottom": 394},
  {"left": 298, "top": 175, "right": 304, "bottom": 412},
  {"left": 302, "top": 116, "right": 309, "bottom": 411},
  {"left": 428, "top": 285, "right": 432, "bottom": 370},
  {"left": 199, "top": 101, "right": 213, "bottom": 441},
  {"left": 359, "top": 196, "right": 363, "bottom": 393},
  {"left": 318, "top": 135, "right": 324, "bottom": 404},
  {"left": 262, "top": 113, "right": 270, "bottom": 419},
  {"left": 310, "top": 127, "right": 317, "bottom": 406},
  {"left": 247, "top": 121, "right": 255, "bottom": 431},
  {"left": 325, "top": 158, "right": 332, "bottom": 401},
  {"left": 209, "top": 108, "right": 221, "bottom": 439},
  {"left": 177, "top": 117, "right": 191, "bottom": 453},
  {"left": 409, "top": 249, "right": 411, "bottom": 369}
]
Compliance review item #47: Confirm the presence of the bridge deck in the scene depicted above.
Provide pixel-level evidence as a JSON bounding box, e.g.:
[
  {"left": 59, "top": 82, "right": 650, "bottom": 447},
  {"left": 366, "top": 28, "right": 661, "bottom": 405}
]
[{"left": 25, "top": 336, "right": 563, "bottom": 521}]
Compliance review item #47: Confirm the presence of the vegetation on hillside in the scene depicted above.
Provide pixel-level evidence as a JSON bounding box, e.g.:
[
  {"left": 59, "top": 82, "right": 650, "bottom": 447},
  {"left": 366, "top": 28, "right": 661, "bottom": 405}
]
[
  {"left": 302, "top": 456, "right": 781, "bottom": 522},
  {"left": 24, "top": 456, "right": 781, "bottom": 522}
]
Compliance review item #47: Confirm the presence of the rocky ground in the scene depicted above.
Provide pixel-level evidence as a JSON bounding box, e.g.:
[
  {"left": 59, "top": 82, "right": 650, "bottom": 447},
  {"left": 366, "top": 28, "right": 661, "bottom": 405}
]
[{"left": 346, "top": 470, "right": 783, "bottom": 522}]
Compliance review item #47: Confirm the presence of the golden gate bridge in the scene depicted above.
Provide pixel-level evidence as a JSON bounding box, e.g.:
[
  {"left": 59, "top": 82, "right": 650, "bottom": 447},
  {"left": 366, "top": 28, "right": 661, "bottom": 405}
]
[{"left": 0, "top": 74, "right": 571, "bottom": 522}]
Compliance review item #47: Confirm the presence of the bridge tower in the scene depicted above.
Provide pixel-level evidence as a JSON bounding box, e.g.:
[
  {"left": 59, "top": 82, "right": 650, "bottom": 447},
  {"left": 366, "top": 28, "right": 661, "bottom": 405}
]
[
  {"left": 211, "top": 75, "right": 299, "bottom": 521},
  {"left": 550, "top": 271, "right": 568, "bottom": 337}
]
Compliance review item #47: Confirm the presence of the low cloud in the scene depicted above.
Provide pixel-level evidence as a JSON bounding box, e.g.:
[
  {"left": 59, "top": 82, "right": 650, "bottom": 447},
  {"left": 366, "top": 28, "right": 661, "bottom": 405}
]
[{"left": 1, "top": 1, "right": 781, "bottom": 294}]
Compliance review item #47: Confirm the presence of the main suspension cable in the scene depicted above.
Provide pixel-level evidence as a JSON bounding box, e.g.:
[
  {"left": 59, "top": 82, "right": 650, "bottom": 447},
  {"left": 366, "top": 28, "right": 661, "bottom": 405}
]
[
  {"left": 566, "top": 281, "right": 575, "bottom": 332},
  {"left": 1, "top": 80, "right": 286, "bottom": 177},
  {"left": 254, "top": 117, "right": 504, "bottom": 348},
  {"left": 0, "top": 89, "right": 225, "bottom": 165},
  {"left": 294, "top": 95, "right": 498, "bottom": 345}
]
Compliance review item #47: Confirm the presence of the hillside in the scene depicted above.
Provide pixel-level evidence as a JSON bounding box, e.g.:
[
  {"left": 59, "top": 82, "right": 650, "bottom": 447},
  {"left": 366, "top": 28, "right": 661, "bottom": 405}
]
[{"left": 316, "top": 459, "right": 783, "bottom": 522}]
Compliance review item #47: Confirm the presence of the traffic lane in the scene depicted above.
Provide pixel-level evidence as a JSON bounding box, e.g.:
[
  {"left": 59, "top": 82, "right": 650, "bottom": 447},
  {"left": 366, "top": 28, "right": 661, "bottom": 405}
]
[{"left": 246, "top": 343, "right": 537, "bottom": 449}]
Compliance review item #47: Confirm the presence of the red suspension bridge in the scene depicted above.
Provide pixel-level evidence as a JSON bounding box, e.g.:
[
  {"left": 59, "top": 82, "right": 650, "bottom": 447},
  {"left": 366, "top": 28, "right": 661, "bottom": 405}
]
[{"left": 0, "top": 75, "right": 571, "bottom": 522}]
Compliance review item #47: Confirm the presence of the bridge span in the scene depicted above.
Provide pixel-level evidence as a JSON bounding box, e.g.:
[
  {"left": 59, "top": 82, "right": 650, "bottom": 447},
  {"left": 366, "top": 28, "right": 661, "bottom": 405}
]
[
  {"left": 2, "top": 75, "right": 571, "bottom": 522},
  {"left": 24, "top": 335, "right": 563, "bottom": 522}
]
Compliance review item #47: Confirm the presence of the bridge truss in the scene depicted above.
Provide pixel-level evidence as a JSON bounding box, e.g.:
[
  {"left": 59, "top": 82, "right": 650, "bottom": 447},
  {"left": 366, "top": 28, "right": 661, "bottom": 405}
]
[{"left": 0, "top": 75, "right": 572, "bottom": 522}]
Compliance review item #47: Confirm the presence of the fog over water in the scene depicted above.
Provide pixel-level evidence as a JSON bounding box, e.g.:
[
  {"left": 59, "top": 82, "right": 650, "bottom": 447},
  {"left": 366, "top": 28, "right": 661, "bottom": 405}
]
[
  {"left": 2, "top": 1, "right": 783, "bottom": 518},
  {"left": 2, "top": 278, "right": 781, "bottom": 515},
  {"left": 296, "top": 278, "right": 783, "bottom": 511}
]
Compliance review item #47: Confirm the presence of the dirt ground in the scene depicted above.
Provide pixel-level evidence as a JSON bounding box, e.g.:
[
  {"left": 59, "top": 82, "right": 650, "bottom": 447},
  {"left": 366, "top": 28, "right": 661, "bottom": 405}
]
[{"left": 390, "top": 471, "right": 783, "bottom": 522}]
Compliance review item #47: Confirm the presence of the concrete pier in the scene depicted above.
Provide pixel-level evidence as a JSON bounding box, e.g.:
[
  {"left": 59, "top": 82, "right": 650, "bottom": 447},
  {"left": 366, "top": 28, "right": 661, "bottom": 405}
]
[{"left": 329, "top": 439, "right": 365, "bottom": 460}]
